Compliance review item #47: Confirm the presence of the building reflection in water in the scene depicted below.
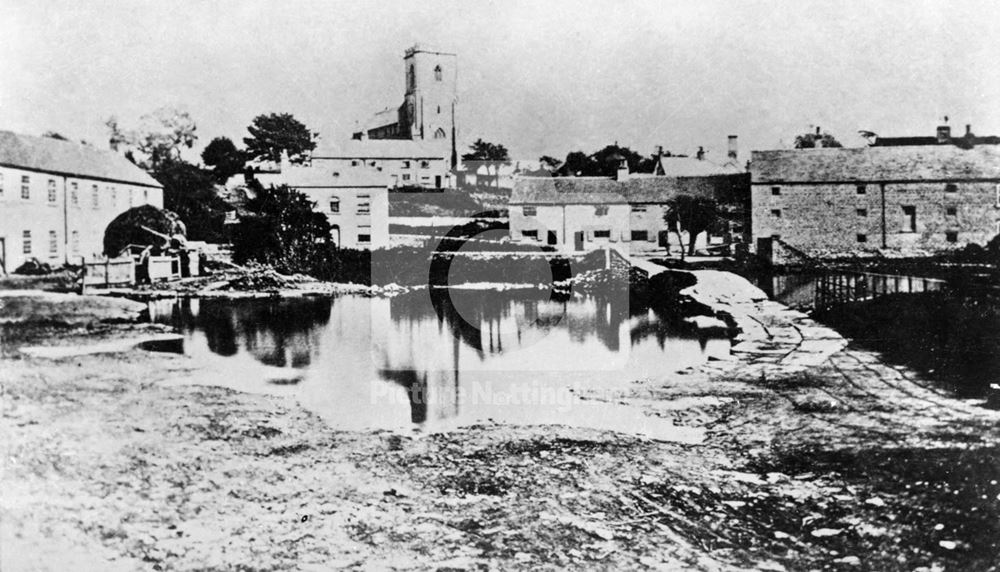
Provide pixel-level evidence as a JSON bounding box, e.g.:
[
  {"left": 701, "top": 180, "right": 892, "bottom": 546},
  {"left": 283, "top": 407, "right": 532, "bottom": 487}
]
[{"left": 153, "top": 288, "right": 725, "bottom": 430}]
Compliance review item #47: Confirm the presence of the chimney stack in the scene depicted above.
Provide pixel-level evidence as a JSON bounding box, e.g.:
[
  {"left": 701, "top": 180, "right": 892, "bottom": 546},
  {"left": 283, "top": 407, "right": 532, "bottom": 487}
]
[
  {"left": 816, "top": 126, "right": 821, "bottom": 135},
  {"left": 615, "top": 155, "right": 629, "bottom": 181},
  {"left": 966, "top": 124, "right": 972, "bottom": 136},
  {"left": 727, "top": 135, "right": 738, "bottom": 161}
]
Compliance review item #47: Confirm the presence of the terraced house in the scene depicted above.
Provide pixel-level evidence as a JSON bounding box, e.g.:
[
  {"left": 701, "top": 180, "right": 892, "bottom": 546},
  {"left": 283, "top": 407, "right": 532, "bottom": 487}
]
[
  {"left": 0, "top": 131, "right": 163, "bottom": 273},
  {"left": 510, "top": 157, "right": 749, "bottom": 255},
  {"left": 751, "top": 124, "right": 1000, "bottom": 263}
]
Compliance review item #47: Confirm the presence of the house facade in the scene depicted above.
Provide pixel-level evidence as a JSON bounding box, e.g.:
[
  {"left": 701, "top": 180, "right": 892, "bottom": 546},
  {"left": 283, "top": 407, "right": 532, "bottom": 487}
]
[
  {"left": 0, "top": 131, "right": 163, "bottom": 273},
  {"left": 252, "top": 161, "right": 390, "bottom": 249},
  {"left": 311, "top": 139, "right": 452, "bottom": 190},
  {"left": 751, "top": 131, "right": 1000, "bottom": 262},
  {"left": 510, "top": 163, "right": 749, "bottom": 255}
]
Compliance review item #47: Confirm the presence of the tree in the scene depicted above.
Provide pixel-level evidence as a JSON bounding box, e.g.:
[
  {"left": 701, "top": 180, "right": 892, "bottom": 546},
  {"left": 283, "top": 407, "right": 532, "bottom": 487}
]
[
  {"left": 554, "top": 144, "right": 651, "bottom": 177},
  {"left": 558, "top": 151, "right": 596, "bottom": 176},
  {"left": 243, "top": 113, "right": 317, "bottom": 165},
  {"left": 462, "top": 138, "right": 511, "bottom": 188},
  {"left": 105, "top": 107, "right": 198, "bottom": 170},
  {"left": 202, "top": 136, "right": 246, "bottom": 183},
  {"left": 663, "top": 195, "right": 720, "bottom": 257},
  {"left": 794, "top": 128, "right": 843, "bottom": 149},
  {"left": 154, "top": 159, "right": 229, "bottom": 243},
  {"left": 231, "top": 183, "right": 331, "bottom": 274}
]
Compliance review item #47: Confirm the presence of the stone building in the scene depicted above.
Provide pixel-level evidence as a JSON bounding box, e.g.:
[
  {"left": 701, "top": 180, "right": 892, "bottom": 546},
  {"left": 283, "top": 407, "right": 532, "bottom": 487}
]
[
  {"left": 311, "top": 139, "right": 452, "bottom": 190},
  {"left": 347, "top": 44, "right": 459, "bottom": 186},
  {"left": 751, "top": 125, "right": 1000, "bottom": 262},
  {"left": 0, "top": 130, "right": 163, "bottom": 273},
  {"left": 250, "top": 157, "right": 390, "bottom": 249},
  {"left": 510, "top": 158, "right": 750, "bottom": 255}
]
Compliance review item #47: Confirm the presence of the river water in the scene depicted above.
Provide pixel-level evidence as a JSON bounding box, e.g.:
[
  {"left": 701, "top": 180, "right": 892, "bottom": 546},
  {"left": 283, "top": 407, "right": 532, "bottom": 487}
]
[{"left": 147, "top": 288, "right": 729, "bottom": 441}]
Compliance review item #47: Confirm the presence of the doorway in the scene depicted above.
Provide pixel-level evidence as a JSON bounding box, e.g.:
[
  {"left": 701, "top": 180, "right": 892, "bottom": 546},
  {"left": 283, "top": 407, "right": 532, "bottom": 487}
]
[
  {"left": 547, "top": 230, "right": 558, "bottom": 246},
  {"left": 574, "top": 231, "right": 585, "bottom": 251},
  {"left": 435, "top": 175, "right": 442, "bottom": 189}
]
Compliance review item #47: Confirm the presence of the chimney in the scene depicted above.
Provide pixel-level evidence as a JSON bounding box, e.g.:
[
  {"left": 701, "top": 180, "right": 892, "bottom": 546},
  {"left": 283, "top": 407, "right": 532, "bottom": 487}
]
[
  {"left": 937, "top": 117, "right": 951, "bottom": 143},
  {"left": 727, "top": 135, "right": 738, "bottom": 162},
  {"left": 696, "top": 146, "right": 705, "bottom": 160},
  {"left": 615, "top": 156, "right": 629, "bottom": 181},
  {"left": 966, "top": 124, "right": 972, "bottom": 136},
  {"left": 816, "top": 126, "right": 821, "bottom": 136}
]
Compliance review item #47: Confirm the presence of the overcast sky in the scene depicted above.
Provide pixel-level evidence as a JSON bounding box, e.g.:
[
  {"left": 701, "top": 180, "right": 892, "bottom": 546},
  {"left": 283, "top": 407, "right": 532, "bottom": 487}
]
[{"left": 2, "top": 0, "right": 999, "bottom": 163}]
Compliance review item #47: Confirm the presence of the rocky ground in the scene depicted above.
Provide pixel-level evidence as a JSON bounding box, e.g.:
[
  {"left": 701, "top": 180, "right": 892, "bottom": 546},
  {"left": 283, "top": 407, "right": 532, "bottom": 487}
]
[{"left": 2, "top": 272, "right": 999, "bottom": 571}]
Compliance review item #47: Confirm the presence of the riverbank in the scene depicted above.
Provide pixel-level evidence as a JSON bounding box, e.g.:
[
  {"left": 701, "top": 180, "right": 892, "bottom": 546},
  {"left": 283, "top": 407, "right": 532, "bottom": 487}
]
[{"left": 3, "top": 269, "right": 999, "bottom": 570}]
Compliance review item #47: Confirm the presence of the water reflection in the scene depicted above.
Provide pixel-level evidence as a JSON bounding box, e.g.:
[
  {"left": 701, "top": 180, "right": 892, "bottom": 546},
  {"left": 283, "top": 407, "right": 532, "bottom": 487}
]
[{"left": 148, "top": 289, "right": 728, "bottom": 438}]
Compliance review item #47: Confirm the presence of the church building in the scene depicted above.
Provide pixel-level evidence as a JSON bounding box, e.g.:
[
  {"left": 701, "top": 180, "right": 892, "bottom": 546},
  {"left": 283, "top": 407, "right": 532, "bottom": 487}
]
[{"left": 338, "top": 44, "right": 458, "bottom": 188}]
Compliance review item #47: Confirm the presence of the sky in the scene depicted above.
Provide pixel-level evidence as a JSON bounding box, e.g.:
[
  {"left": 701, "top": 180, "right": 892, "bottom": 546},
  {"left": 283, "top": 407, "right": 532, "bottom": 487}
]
[{"left": 2, "top": 0, "right": 999, "bottom": 164}]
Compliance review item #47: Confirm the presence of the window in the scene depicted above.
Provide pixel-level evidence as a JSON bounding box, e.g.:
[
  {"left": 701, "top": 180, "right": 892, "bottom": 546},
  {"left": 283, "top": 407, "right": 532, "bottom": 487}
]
[
  {"left": 857, "top": 234, "right": 868, "bottom": 243},
  {"left": 437, "top": 106, "right": 441, "bottom": 114},
  {"left": 946, "top": 231, "right": 958, "bottom": 243},
  {"left": 902, "top": 205, "right": 917, "bottom": 232},
  {"left": 22, "top": 230, "right": 31, "bottom": 254},
  {"left": 434, "top": 65, "right": 442, "bottom": 81},
  {"left": 594, "top": 230, "right": 611, "bottom": 239},
  {"left": 631, "top": 205, "right": 647, "bottom": 213},
  {"left": 946, "top": 206, "right": 957, "bottom": 216},
  {"left": 93, "top": 185, "right": 100, "bottom": 208},
  {"left": 420, "top": 161, "right": 430, "bottom": 169},
  {"left": 47, "top": 180, "right": 57, "bottom": 203},
  {"left": 407, "top": 65, "right": 415, "bottom": 90},
  {"left": 856, "top": 208, "right": 868, "bottom": 216},
  {"left": 631, "top": 230, "right": 649, "bottom": 241},
  {"left": 71, "top": 231, "right": 79, "bottom": 254},
  {"left": 49, "top": 230, "right": 57, "bottom": 254},
  {"left": 771, "top": 186, "right": 781, "bottom": 196},
  {"left": 595, "top": 205, "right": 609, "bottom": 216},
  {"left": 351, "top": 160, "right": 359, "bottom": 167},
  {"left": 522, "top": 206, "right": 537, "bottom": 216},
  {"left": 21, "top": 175, "right": 30, "bottom": 199},
  {"left": 370, "top": 161, "right": 377, "bottom": 167},
  {"left": 402, "top": 160, "right": 411, "bottom": 168},
  {"left": 402, "top": 174, "right": 411, "bottom": 181},
  {"left": 771, "top": 209, "right": 782, "bottom": 218},
  {"left": 70, "top": 182, "right": 78, "bottom": 205},
  {"left": 143, "top": 189, "right": 149, "bottom": 204},
  {"left": 856, "top": 184, "right": 866, "bottom": 195},
  {"left": 945, "top": 183, "right": 957, "bottom": 193},
  {"left": 521, "top": 230, "right": 538, "bottom": 240},
  {"left": 433, "top": 128, "right": 446, "bottom": 139},
  {"left": 329, "top": 198, "right": 340, "bottom": 213},
  {"left": 358, "top": 233, "right": 371, "bottom": 244},
  {"left": 357, "top": 201, "right": 371, "bottom": 215}
]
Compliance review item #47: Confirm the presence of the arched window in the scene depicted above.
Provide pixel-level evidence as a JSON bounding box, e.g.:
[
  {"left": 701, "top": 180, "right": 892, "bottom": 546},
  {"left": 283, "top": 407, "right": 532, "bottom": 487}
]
[
  {"left": 434, "top": 128, "right": 447, "bottom": 139},
  {"left": 434, "top": 65, "right": 442, "bottom": 81},
  {"left": 407, "top": 65, "right": 415, "bottom": 90}
]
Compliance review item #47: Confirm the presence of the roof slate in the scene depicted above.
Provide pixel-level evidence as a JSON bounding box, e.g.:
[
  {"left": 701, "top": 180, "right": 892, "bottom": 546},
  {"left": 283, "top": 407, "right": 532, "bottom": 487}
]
[
  {"left": 510, "top": 174, "right": 745, "bottom": 204},
  {"left": 0, "top": 130, "right": 162, "bottom": 188},
  {"left": 313, "top": 138, "right": 450, "bottom": 160},
  {"left": 751, "top": 145, "right": 1000, "bottom": 184}
]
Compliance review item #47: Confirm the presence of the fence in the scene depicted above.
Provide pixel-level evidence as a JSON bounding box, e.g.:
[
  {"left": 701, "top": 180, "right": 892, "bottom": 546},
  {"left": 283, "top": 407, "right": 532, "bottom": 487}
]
[{"left": 814, "top": 271, "right": 947, "bottom": 310}]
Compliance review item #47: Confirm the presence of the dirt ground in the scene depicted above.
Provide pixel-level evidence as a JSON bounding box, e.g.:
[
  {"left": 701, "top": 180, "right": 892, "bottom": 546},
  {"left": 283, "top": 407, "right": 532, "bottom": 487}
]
[{"left": 2, "top": 276, "right": 999, "bottom": 571}]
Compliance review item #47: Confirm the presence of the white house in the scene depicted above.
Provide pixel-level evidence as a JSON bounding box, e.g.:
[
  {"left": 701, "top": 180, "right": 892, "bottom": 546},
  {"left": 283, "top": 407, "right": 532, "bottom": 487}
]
[
  {"left": 0, "top": 131, "right": 163, "bottom": 273},
  {"left": 311, "top": 139, "right": 453, "bottom": 190},
  {"left": 251, "top": 158, "right": 390, "bottom": 249}
]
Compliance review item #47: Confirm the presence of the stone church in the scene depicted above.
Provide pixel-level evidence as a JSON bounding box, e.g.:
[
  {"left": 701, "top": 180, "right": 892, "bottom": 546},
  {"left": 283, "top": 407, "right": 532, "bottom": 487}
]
[{"left": 351, "top": 44, "right": 459, "bottom": 170}]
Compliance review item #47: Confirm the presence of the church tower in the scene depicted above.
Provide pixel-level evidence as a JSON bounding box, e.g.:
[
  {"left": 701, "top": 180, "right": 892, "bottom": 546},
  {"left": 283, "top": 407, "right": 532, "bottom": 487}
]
[{"left": 400, "top": 44, "right": 458, "bottom": 166}]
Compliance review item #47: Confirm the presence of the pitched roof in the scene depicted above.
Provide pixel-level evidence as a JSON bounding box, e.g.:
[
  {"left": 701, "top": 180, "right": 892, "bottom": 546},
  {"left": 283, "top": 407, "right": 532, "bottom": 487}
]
[
  {"left": 313, "top": 138, "right": 450, "bottom": 160},
  {"left": 654, "top": 155, "right": 743, "bottom": 177},
  {"left": 259, "top": 164, "right": 390, "bottom": 188},
  {"left": 751, "top": 145, "right": 1000, "bottom": 184},
  {"left": 0, "top": 130, "right": 162, "bottom": 188},
  {"left": 510, "top": 174, "right": 745, "bottom": 204}
]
